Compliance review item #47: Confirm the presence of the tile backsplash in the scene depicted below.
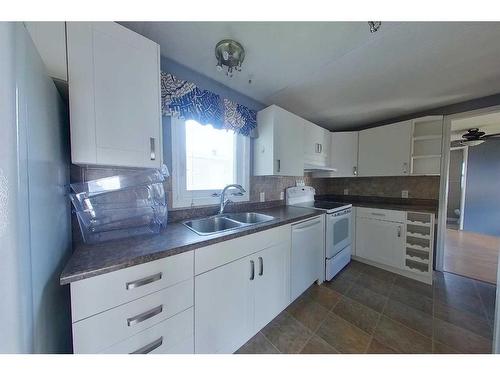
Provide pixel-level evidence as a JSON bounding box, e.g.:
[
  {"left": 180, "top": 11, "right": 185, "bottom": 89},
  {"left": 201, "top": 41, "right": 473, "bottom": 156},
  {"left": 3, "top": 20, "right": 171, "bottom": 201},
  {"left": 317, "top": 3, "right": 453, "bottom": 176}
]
[
  {"left": 72, "top": 165, "right": 440, "bottom": 208},
  {"left": 70, "top": 165, "right": 439, "bottom": 244},
  {"left": 313, "top": 175, "right": 441, "bottom": 200}
]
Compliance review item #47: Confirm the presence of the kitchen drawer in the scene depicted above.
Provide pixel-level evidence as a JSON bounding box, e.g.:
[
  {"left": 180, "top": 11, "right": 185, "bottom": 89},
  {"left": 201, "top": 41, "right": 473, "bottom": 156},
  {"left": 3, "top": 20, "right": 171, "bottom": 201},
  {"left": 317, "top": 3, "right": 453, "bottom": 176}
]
[
  {"left": 72, "top": 278, "right": 193, "bottom": 353},
  {"left": 195, "top": 224, "right": 291, "bottom": 275},
  {"left": 356, "top": 207, "right": 405, "bottom": 223},
  {"left": 101, "top": 307, "right": 194, "bottom": 354},
  {"left": 71, "top": 251, "right": 193, "bottom": 322}
]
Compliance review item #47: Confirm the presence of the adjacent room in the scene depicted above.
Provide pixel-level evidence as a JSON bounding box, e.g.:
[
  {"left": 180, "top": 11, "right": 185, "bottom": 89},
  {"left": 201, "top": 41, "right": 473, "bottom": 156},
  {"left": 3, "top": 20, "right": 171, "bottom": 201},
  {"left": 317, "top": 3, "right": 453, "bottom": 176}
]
[{"left": 443, "top": 112, "right": 500, "bottom": 284}]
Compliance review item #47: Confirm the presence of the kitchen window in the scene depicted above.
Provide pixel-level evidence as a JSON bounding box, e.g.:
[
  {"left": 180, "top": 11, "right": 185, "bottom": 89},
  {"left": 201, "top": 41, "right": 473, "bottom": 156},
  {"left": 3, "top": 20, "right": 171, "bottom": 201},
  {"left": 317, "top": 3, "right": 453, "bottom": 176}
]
[{"left": 171, "top": 117, "right": 250, "bottom": 208}]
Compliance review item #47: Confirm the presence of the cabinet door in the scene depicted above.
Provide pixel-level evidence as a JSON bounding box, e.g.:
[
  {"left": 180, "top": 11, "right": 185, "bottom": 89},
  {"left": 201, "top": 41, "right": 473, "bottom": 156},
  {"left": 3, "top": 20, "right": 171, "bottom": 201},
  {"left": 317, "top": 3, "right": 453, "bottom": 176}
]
[
  {"left": 330, "top": 131, "right": 359, "bottom": 177},
  {"left": 304, "top": 121, "right": 330, "bottom": 167},
  {"left": 194, "top": 255, "right": 254, "bottom": 354},
  {"left": 253, "top": 242, "right": 290, "bottom": 332},
  {"left": 355, "top": 217, "right": 405, "bottom": 269},
  {"left": 358, "top": 121, "right": 411, "bottom": 176},
  {"left": 273, "top": 107, "right": 304, "bottom": 176},
  {"left": 67, "top": 22, "right": 162, "bottom": 168}
]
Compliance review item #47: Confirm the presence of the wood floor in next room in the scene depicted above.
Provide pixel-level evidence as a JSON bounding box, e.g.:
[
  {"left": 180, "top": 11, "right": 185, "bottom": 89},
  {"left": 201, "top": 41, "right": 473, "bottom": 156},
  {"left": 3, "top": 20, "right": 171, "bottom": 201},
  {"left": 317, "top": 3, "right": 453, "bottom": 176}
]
[
  {"left": 236, "top": 260, "right": 496, "bottom": 354},
  {"left": 445, "top": 229, "right": 500, "bottom": 284}
]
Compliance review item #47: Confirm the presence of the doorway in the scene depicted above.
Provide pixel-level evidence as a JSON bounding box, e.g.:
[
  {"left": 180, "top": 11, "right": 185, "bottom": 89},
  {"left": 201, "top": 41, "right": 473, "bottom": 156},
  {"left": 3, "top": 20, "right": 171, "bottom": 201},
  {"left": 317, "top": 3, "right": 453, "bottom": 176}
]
[{"left": 437, "top": 107, "right": 500, "bottom": 284}]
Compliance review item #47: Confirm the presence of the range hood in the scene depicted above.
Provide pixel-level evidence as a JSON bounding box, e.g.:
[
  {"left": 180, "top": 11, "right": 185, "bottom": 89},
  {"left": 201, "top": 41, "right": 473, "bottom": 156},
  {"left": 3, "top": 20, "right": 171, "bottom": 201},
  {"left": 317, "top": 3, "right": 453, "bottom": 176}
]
[{"left": 303, "top": 163, "right": 338, "bottom": 172}]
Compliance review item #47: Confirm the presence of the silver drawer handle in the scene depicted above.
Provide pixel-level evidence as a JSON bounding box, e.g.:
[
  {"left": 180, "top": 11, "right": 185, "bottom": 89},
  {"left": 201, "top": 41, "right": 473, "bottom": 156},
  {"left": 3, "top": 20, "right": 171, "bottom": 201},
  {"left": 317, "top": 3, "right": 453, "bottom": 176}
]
[
  {"left": 130, "top": 336, "right": 163, "bottom": 354},
  {"left": 371, "top": 212, "right": 386, "bottom": 217},
  {"left": 127, "top": 305, "right": 163, "bottom": 327},
  {"left": 126, "top": 272, "right": 162, "bottom": 290}
]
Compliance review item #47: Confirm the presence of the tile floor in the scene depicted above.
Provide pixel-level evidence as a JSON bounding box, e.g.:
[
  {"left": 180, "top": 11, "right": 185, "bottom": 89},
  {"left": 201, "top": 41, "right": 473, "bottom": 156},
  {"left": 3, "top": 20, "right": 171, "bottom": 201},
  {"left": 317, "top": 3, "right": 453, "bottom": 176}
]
[{"left": 236, "top": 260, "right": 496, "bottom": 354}]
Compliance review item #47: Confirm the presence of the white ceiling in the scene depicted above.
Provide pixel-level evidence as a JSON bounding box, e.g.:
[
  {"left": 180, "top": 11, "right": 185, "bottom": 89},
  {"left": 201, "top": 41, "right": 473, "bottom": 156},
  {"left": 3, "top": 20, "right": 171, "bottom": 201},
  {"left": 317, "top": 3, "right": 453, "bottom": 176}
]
[{"left": 120, "top": 22, "right": 500, "bottom": 130}]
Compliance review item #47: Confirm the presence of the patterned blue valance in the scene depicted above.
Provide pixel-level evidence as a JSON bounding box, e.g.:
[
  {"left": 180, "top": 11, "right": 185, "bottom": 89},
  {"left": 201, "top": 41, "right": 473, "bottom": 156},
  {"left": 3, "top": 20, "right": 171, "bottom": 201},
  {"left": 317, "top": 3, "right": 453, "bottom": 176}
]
[{"left": 161, "top": 72, "right": 258, "bottom": 137}]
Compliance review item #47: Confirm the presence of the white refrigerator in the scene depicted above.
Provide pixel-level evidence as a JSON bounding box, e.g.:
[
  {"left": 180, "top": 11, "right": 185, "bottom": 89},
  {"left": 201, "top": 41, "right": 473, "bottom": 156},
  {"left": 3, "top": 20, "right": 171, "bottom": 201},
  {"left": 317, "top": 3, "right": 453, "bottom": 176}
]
[{"left": 0, "top": 22, "right": 71, "bottom": 353}]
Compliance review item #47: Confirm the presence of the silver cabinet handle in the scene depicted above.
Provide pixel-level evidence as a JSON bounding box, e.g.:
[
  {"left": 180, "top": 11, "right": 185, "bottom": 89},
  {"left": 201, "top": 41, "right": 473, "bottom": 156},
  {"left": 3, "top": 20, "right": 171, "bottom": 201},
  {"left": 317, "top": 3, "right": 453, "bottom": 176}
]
[
  {"left": 319, "top": 143, "right": 323, "bottom": 153},
  {"left": 397, "top": 225, "right": 402, "bottom": 237},
  {"left": 250, "top": 260, "right": 255, "bottom": 280},
  {"left": 130, "top": 336, "right": 163, "bottom": 354},
  {"left": 127, "top": 305, "right": 163, "bottom": 327},
  {"left": 126, "top": 272, "right": 162, "bottom": 290},
  {"left": 353, "top": 166, "right": 357, "bottom": 176},
  {"left": 277, "top": 159, "right": 281, "bottom": 173},
  {"left": 371, "top": 212, "right": 386, "bottom": 217},
  {"left": 258, "top": 256, "right": 263, "bottom": 276},
  {"left": 150, "top": 137, "right": 156, "bottom": 160}
]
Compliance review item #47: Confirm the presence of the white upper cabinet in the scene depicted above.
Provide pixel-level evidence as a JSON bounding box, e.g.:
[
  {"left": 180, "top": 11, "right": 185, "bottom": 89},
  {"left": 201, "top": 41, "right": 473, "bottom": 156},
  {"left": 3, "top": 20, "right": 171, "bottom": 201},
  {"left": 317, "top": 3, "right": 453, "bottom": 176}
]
[
  {"left": 303, "top": 121, "right": 330, "bottom": 168},
  {"left": 253, "top": 105, "right": 304, "bottom": 176},
  {"left": 67, "top": 22, "right": 162, "bottom": 168},
  {"left": 358, "top": 120, "right": 412, "bottom": 177},
  {"left": 331, "top": 131, "right": 359, "bottom": 177},
  {"left": 25, "top": 22, "right": 67, "bottom": 81},
  {"left": 314, "top": 131, "right": 359, "bottom": 177}
]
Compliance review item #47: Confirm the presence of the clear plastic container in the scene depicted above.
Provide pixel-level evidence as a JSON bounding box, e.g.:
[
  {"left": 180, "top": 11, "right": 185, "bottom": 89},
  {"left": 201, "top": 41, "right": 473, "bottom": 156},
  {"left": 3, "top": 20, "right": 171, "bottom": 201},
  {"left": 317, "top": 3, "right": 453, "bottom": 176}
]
[{"left": 70, "top": 169, "right": 168, "bottom": 244}]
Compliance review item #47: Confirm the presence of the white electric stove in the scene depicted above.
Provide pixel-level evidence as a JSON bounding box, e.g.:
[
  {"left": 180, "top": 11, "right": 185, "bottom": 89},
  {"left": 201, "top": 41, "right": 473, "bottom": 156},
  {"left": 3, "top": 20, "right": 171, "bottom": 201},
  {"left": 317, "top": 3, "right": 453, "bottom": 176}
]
[{"left": 286, "top": 186, "right": 352, "bottom": 281}]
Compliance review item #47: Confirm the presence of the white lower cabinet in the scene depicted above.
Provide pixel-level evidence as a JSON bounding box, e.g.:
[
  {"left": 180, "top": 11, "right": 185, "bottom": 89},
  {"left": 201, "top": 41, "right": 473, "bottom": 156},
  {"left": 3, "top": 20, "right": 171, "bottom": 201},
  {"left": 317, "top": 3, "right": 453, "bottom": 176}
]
[
  {"left": 70, "top": 251, "right": 195, "bottom": 354},
  {"left": 194, "top": 254, "right": 254, "bottom": 354},
  {"left": 194, "top": 227, "right": 291, "bottom": 354},
  {"left": 101, "top": 308, "right": 194, "bottom": 354},
  {"left": 354, "top": 207, "right": 434, "bottom": 284},
  {"left": 356, "top": 217, "right": 405, "bottom": 269},
  {"left": 253, "top": 242, "right": 290, "bottom": 332}
]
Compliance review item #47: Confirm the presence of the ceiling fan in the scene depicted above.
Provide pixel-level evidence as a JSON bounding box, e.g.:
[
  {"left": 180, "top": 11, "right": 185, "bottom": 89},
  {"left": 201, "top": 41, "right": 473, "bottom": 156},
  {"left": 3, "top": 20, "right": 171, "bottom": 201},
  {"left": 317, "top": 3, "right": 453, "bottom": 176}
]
[{"left": 460, "top": 128, "right": 500, "bottom": 146}]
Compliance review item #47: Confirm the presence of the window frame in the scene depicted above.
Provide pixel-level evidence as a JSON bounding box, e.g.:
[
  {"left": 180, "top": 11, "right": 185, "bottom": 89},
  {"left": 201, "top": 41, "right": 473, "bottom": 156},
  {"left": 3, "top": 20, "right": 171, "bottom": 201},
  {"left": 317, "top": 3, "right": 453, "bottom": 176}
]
[{"left": 171, "top": 117, "right": 250, "bottom": 208}]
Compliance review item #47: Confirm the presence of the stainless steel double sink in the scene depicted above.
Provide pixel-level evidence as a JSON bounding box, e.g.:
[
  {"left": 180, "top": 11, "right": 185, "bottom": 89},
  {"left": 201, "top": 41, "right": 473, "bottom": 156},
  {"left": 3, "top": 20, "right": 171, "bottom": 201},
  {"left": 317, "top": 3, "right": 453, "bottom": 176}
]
[{"left": 183, "top": 212, "right": 276, "bottom": 235}]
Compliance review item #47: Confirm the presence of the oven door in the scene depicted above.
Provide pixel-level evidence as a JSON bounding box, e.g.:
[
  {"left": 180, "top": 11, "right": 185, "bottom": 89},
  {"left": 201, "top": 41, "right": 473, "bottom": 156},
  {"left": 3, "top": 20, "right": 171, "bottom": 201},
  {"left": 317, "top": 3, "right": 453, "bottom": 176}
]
[{"left": 326, "top": 210, "right": 352, "bottom": 259}]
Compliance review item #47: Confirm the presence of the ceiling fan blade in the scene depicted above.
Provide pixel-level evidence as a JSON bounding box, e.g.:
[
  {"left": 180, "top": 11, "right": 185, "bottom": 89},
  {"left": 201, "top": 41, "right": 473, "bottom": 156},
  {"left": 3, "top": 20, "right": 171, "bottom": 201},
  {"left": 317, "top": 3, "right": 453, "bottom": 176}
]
[{"left": 482, "top": 132, "right": 500, "bottom": 139}]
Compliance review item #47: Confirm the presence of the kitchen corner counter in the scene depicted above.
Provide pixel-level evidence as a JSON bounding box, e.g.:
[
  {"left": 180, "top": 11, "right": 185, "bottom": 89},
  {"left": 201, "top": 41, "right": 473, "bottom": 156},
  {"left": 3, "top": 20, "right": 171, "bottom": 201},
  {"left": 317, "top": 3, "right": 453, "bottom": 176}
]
[
  {"left": 60, "top": 205, "right": 321, "bottom": 285},
  {"left": 315, "top": 195, "right": 438, "bottom": 213}
]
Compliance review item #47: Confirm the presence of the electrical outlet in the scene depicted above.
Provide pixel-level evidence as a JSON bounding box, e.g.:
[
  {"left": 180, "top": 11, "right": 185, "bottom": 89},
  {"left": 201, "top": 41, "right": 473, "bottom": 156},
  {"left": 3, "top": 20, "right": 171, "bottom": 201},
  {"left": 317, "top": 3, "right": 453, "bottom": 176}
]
[
  {"left": 280, "top": 191, "right": 284, "bottom": 200},
  {"left": 260, "top": 192, "right": 265, "bottom": 202},
  {"left": 343, "top": 188, "right": 349, "bottom": 195},
  {"left": 401, "top": 190, "right": 409, "bottom": 198}
]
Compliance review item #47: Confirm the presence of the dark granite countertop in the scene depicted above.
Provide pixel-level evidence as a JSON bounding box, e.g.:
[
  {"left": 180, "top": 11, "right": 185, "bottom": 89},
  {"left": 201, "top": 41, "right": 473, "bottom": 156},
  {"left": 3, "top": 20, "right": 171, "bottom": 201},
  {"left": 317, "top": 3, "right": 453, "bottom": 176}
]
[
  {"left": 315, "top": 195, "right": 438, "bottom": 213},
  {"left": 60, "top": 205, "right": 321, "bottom": 285}
]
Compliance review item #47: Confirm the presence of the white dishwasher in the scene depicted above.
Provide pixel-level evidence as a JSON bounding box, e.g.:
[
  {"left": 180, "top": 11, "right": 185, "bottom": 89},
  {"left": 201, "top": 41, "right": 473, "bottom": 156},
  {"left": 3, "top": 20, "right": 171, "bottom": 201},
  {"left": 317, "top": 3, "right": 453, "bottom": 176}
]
[{"left": 291, "top": 216, "right": 324, "bottom": 301}]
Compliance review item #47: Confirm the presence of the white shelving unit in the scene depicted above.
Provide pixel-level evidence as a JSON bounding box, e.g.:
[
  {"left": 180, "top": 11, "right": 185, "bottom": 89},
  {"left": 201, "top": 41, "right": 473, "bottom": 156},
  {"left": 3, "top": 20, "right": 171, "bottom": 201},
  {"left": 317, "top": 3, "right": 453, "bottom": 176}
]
[
  {"left": 404, "top": 211, "right": 435, "bottom": 282},
  {"left": 410, "top": 116, "right": 443, "bottom": 175}
]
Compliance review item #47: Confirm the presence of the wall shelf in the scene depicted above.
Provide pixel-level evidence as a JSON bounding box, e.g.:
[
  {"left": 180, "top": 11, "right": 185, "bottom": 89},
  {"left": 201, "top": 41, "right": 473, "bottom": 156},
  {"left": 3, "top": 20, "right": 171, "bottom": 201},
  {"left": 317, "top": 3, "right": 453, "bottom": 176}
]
[{"left": 410, "top": 117, "right": 443, "bottom": 175}]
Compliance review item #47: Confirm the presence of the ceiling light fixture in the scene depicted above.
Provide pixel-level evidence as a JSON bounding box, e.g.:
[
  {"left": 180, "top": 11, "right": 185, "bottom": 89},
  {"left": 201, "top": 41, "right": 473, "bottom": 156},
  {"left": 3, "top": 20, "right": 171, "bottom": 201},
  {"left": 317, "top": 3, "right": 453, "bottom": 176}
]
[
  {"left": 368, "top": 21, "right": 382, "bottom": 33},
  {"left": 215, "top": 39, "right": 245, "bottom": 78}
]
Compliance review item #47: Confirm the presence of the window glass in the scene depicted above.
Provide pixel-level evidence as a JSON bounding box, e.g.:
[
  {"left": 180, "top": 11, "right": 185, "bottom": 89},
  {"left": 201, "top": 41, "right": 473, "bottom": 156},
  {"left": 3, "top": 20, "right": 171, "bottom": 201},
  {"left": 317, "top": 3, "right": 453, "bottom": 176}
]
[{"left": 185, "top": 120, "right": 236, "bottom": 191}]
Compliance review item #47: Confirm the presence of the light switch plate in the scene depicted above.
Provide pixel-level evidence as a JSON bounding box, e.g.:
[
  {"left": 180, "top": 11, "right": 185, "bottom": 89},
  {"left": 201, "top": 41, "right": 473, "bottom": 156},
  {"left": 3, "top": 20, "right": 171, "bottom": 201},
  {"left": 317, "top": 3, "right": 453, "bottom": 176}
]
[
  {"left": 343, "top": 188, "right": 349, "bottom": 195},
  {"left": 401, "top": 190, "right": 409, "bottom": 198}
]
